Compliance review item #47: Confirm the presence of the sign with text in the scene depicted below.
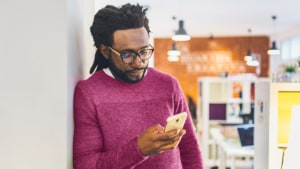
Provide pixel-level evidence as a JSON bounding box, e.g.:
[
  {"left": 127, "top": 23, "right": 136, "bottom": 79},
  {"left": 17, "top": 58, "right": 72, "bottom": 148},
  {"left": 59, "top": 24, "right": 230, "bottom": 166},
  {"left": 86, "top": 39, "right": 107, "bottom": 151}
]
[{"left": 180, "top": 51, "right": 247, "bottom": 74}]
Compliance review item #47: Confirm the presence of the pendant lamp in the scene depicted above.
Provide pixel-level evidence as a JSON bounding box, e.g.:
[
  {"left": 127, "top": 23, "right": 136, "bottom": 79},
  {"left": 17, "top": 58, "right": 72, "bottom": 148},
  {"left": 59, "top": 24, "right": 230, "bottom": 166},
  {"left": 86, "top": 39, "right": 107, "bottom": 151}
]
[
  {"left": 244, "top": 28, "right": 253, "bottom": 61},
  {"left": 172, "top": 20, "right": 191, "bottom": 41},
  {"left": 247, "top": 55, "right": 260, "bottom": 67},
  {"left": 167, "top": 42, "right": 181, "bottom": 62},
  {"left": 267, "top": 15, "right": 280, "bottom": 55},
  {"left": 244, "top": 49, "right": 253, "bottom": 62}
]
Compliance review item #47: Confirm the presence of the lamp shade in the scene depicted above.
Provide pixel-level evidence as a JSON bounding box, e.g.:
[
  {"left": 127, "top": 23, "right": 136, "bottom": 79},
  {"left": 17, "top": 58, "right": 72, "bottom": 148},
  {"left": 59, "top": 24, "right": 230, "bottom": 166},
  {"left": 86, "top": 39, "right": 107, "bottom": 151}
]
[
  {"left": 268, "top": 15, "right": 281, "bottom": 55},
  {"left": 172, "top": 20, "right": 191, "bottom": 41},
  {"left": 244, "top": 28, "right": 254, "bottom": 62},
  {"left": 247, "top": 60, "right": 259, "bottom": 67},
  {"left": 167, "top": 42, "right": 181, "bottom": 62},
  {"left": 247, "top": 53, "right": 260, "bottom": 67},
  {"left": 267, "top": 41, "right": 280, "bottom": 55},
  {"left": 244, "top": 49, "right": 253, "bottom": 61},
  {"left": 168, "top": 55, "right": 180, "bottom": 62}
]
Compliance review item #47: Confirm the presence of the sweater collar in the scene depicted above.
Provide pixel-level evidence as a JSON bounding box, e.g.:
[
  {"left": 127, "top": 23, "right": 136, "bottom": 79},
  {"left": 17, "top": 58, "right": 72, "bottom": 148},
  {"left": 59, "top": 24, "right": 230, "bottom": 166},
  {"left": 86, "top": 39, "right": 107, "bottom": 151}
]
[{"left": 103, "top": 67, "right": 148, "bottom": 79}]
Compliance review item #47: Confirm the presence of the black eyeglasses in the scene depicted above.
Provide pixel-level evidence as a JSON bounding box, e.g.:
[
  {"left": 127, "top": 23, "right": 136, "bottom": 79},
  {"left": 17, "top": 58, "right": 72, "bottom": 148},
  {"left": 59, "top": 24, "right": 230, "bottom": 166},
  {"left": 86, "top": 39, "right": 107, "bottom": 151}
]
[{"left": 107, "top": 44, "right": 154, "bottom": 64}]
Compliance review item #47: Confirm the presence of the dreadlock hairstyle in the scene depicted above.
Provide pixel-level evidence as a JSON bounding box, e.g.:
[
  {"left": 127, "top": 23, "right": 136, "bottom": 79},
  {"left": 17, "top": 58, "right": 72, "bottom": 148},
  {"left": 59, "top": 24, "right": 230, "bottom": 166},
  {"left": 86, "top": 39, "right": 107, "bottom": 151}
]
[{"left": 89, "top": 3, "right": 151, "bottom": 74}]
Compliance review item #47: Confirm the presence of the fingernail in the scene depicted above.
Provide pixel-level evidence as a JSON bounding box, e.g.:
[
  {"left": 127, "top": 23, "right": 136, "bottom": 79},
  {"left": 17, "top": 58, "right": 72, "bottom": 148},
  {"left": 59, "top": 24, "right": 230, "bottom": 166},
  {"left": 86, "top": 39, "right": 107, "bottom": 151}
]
[{"left": 154, "top": 130, "right": 163, "bottom": 134}]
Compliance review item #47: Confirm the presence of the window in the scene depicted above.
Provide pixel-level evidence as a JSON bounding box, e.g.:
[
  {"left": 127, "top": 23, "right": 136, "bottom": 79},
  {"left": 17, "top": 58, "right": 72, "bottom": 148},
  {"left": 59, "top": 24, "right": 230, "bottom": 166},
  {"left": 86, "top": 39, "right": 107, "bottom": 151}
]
[{"left": 281, "top": 36, "right": 300, "bottom": 60}]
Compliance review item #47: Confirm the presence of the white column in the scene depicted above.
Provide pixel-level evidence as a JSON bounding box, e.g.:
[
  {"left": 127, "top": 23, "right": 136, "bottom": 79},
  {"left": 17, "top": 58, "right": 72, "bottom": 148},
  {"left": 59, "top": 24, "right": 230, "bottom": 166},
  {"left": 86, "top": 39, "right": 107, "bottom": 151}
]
[{"left": 0, "top": 0, "right": 94, "bottom": 168}]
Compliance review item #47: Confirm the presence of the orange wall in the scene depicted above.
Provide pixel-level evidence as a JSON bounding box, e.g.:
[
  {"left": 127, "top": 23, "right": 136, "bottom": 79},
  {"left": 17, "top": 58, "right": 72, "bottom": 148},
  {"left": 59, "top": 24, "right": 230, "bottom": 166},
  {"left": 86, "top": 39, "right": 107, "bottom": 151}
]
[{"left": 154, "top": 36, "right": 269, "bottom": 103}]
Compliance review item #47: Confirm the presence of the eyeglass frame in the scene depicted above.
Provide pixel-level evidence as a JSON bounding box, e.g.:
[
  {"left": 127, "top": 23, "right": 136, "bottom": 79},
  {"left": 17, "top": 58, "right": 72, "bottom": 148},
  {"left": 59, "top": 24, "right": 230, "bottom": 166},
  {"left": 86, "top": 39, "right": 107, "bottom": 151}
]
[{"left": 107, "top": 44, "right": 154, "bottom": 64}]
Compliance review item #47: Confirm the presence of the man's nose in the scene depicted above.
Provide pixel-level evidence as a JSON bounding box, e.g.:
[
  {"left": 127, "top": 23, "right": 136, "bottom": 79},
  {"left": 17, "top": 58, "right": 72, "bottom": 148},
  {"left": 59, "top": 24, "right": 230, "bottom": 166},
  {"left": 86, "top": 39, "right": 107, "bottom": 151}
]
[{"left": 130, "top": 55, "right": 144, "bottom": 67}]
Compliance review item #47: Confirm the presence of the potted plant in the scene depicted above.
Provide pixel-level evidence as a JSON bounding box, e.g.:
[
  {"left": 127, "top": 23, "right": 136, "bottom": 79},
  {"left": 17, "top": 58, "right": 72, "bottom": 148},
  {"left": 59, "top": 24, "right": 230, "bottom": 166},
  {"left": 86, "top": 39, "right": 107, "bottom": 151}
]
[
  {"left": 285, "top": 65, "right": 296, "bottom": 73},
  {"left": 284, "top": 65, "right": 297, "bottom": 81}
]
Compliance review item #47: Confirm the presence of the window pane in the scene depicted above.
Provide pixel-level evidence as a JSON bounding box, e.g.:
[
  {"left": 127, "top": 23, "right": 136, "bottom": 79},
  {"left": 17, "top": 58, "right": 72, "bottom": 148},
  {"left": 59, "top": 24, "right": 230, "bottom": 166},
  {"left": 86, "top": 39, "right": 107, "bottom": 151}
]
[
  {"left": 290, "top": 37, "right": 300, "bottom": 59},
  {"left": 281, "top": 40, "right": 290, "bottom": 60}
]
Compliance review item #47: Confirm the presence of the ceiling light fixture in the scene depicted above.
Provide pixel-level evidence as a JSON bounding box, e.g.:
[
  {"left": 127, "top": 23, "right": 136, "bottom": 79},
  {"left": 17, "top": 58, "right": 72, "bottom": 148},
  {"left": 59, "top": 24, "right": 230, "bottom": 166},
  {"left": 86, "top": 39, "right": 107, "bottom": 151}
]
[
  {"left": 246, "top": 55, "right": 260, "bottom": 67},
  {"left": 244, "top": 49, "right": 253, "bottom": 62},
  {"left": 244, "top": 28, "right": 253, "bottom": 61},
  {"left": 172, "top": 20, "right": 191, "bottom": 41},
  {"left": 171, "top": 0, "right": 190, "bottom": 42},
  {"left": 167, "top": 42, "right": 181, "bottom": 62},
  {"left": 267, "top": 15, "right": 280, "bottom": 55}
]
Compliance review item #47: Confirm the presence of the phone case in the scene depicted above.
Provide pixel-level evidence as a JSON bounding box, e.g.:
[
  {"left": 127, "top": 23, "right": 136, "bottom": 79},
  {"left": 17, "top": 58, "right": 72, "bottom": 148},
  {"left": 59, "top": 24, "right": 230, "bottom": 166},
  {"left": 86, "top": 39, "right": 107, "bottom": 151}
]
[{"left": 165, "top": 112, "right": 187, "bottom": 132}]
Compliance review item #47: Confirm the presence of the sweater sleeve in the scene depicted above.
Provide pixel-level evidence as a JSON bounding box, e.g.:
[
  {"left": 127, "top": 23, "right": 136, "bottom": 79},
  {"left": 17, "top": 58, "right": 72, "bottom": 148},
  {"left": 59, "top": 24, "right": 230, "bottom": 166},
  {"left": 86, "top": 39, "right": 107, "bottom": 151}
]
[
  {"left": 73, "top": 82, "right": 148, "bottom": 169},
  {"left": 171, "top": 79, "right": 204, "bottom": 169}
]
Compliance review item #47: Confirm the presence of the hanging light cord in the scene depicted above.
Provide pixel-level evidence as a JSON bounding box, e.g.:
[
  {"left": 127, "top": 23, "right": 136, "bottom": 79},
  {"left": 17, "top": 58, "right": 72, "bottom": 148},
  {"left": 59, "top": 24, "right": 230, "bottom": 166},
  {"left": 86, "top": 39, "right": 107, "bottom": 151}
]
[
  {"left": 248, "top": 28, "right": 252, "bottom": 47},
  {"left": 272, "top": 15, "right": 277, "bottom": 41},
  {"left": 179, "top": 0, "right": 183, "bottom": 20}
]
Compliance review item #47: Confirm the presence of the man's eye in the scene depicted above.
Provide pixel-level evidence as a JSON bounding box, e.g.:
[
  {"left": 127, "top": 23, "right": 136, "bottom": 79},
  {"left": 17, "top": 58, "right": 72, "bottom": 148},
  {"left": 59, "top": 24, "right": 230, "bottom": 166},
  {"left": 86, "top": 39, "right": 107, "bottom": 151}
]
[
  {"left": 139, "top": 50, "right": 147, "bottom": 55},
  {"left": 120, "top": 53, "right": 133, "bottom": 58}
]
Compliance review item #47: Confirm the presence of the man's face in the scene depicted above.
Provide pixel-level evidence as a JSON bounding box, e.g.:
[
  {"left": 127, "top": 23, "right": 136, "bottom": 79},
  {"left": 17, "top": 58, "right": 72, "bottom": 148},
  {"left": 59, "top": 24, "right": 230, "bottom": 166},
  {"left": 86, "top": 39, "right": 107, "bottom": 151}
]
[{"left": 106, "top": 27, "right": 151, "bottom": 83}]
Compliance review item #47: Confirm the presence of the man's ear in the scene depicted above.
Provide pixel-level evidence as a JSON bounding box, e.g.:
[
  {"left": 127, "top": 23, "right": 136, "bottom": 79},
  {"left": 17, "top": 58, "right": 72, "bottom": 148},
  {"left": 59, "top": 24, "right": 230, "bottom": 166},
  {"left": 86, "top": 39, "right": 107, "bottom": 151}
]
[{"left": 99, "top": 44, "right": 109, "bottom": 59}]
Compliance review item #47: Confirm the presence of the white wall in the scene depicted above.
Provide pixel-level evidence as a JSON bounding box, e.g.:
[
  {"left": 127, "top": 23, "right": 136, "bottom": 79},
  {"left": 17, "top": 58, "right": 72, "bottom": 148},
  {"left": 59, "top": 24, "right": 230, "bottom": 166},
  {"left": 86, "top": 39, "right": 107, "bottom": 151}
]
[
  {"left": 254, "top": 81, "right": 270, "bottom": 169},
  {"left": 0, "top": 0, "right": 94, "bottom": 169},
  {"left": 67, "top": 0, "right": 95, "bottom": 168},
  {"left": 277, "top": 24, "right": 300, "bottom": 40}
]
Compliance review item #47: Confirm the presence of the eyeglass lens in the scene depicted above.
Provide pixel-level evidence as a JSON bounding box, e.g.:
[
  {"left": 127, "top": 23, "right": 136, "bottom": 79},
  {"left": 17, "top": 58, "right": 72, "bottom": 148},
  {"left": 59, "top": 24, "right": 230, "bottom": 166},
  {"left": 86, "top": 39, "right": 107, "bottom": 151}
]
[{"left": 121, "top": 48, "right": 154, "bottom": 64}]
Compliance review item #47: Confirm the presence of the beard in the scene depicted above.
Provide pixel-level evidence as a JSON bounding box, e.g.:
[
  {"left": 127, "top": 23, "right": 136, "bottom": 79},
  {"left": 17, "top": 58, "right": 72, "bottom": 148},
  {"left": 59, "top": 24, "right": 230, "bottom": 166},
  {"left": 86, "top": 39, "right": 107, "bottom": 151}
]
[{"left": 107, "top": 55, "right": 148, "bottom": 83}]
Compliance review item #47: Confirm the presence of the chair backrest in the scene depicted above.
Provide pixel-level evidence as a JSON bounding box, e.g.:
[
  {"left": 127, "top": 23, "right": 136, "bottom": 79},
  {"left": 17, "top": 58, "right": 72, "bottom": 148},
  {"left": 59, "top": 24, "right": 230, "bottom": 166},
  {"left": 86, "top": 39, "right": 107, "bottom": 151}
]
[{"left": 237, "top": 124, "right": 254, "bottom": 147}]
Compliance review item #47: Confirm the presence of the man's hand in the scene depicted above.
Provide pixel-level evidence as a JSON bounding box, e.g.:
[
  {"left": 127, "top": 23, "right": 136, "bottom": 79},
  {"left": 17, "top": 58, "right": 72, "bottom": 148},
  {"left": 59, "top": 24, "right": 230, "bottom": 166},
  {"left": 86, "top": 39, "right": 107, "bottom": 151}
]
[{"left": 137, "top": 124, "right": 186, "bottom": 156}]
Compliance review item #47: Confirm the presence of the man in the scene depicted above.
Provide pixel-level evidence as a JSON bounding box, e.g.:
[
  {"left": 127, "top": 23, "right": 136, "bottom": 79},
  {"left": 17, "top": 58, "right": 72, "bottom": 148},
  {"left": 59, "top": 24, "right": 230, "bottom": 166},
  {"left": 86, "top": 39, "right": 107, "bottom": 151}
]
[{"left": 73, "top": 3, "right": 203, "bottom": 169}]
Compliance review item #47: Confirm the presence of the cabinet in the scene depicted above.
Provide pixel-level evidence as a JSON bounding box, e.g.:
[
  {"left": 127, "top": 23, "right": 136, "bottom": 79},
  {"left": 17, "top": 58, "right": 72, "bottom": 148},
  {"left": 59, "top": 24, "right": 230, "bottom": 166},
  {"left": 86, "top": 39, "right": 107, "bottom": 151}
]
[{"left": 197, "top": 77, "right": 269, "bottom": 168}]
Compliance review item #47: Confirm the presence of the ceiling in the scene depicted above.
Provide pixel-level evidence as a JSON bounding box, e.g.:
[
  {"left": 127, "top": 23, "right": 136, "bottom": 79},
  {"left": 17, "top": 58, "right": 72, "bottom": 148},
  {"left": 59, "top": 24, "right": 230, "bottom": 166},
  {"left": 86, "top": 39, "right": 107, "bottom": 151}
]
[{"left": 95, "top": 0, "right": 300, "bottom": 38}]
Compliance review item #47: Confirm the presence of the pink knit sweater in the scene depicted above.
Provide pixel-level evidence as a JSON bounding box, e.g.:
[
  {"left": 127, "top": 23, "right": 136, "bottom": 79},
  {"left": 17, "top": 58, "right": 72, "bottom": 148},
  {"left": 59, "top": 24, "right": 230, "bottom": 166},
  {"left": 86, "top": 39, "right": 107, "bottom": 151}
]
[{"left": 73, "top": 68, "right": 203, "bottom": 169}]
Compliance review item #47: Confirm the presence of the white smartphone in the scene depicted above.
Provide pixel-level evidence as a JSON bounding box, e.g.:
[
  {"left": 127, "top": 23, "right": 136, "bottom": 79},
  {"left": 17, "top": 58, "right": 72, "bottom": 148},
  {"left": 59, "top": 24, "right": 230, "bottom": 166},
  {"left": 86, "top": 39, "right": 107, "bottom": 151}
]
[{"left": 165, "top": 112, "right": 187, "bottom": 132}]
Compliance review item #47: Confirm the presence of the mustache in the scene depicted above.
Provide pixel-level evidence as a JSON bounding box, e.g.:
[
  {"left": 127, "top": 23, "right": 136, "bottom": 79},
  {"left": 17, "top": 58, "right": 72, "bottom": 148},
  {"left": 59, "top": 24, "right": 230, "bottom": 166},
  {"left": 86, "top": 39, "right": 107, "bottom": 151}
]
[{"left": 126, "top": 67, "right": 146, "bottom": 73}]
